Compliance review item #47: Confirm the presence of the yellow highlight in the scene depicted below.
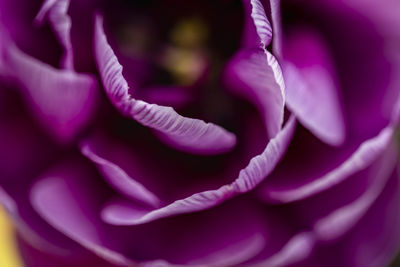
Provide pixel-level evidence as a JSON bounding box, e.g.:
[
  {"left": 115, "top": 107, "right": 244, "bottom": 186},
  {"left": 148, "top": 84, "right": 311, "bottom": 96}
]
[{"left": 0, "top": 206, "right": 24, "bottom": 267}]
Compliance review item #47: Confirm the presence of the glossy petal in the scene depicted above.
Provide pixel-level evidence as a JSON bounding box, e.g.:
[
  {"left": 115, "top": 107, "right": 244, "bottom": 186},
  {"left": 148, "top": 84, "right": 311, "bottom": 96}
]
[
  {"left": 93, "top": 15, "right": 236, "bottom": 155},
  {"left": 0, "top": 41, "right": 97, "bottom": 142},
  {"left": 283, "top": 29, "right": 346, "bottom": 146},
  {"left": 225, "top": 48, "right": 285, "bottom": 138},
  {"left": 261, "top": 125, "right": 394, "bottom": 203},
  {"left": 100, "top": 116, "right": 295, "bottom": 225},
  {"left": 35, "top": 0, "right": 74, "bottom": 69}
]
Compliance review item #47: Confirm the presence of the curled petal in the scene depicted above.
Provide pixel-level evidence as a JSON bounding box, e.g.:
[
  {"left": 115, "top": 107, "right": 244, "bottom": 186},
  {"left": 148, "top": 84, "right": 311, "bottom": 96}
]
[
  {"left": 94, "top": 15, "right": 236, "bottom": 155},
  {"left": 251, "top": 232, "right": 315, "bottom": 267},
  {"left": 298, "top": 168, "right": 400, "bottom": 267},
  {"left": 270, "top": 0, "right": 283, "bottom": 57},
  {"left": 30, "top": 164, "right": 134, "bottom": 266},
  {"left": 31, "top": 165, "right": 269, "bottom": 266},
  {"left": 100, "top": 116, "right": 295, "bottom": 225},
  {"left": 225, "top": 48, "right": 285, "bottom": 138},
  {"left": 35, "top": 0, "right": 73, "bottom": 69},
  {"left": 313, "top": 142, "right": 398, "bottom": 241},
  {"left": 261, "top": 125, "right": 394, "bottom": 203},
  {"left": 80, "top": 139, "right": 161, "bottom": 208},
  {"left": 242, "top": 0, "right": 273, "bottom": 48},
  {"left": 0, "top": 42, "right": 97, "bottom": 142},
  {"left": 283, "top": 30, "right": 346, "bottom": 146}
]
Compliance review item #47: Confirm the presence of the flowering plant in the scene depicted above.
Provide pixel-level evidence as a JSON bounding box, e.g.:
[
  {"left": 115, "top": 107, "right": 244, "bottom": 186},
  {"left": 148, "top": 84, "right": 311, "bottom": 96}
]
[{"left": 0, "top": 0, "right": 399, "bottom": 266}]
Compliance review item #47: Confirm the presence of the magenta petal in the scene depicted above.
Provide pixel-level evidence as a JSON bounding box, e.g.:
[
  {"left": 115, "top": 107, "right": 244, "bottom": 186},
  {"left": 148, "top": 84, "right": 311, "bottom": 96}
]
[
  {"left": 1, "top": 43, "right": 98, "bottom": 142},
  {"left": 283, "top": 29, "right": 346, "bottom": 146},
  {"left": 242, "top": 0, "right": 273, "bottom": 48},
  {"left": 225, "top": 49, "right": 285, "bottom": 138},
  {"left": 80, "top": 139, "right": 161, "bottom": 208},
  {"left": 93, "top": 15, "right": 236, "bottom": 155},
  {"left": 261, "top": 125, "right": 394, "bottom": 203},
  {"left": 100, "top": 116, "right": 295, "bottom": 225},
  {"left": 35, "top": 0, "right": 74, "bottom": 70},
  {"left": 30, "top": 164, "right": 134, "bottom": 266},
  {"left": 251, "top": 232, "right": 315, "bottom": 267},
  {"left": 312, "top": 143, "right": 398, "bottom": 241},
  {"left": 298, "top": 169, "right": 400, "bottom": 267},
  {"left": 269, "top": 0, "right": 283, "bottom": 57}
]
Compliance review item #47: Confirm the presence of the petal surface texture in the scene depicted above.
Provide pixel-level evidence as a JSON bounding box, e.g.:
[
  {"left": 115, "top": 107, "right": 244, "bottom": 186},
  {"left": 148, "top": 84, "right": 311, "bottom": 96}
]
[
  {"left": 101, "top": 116, "right": 296, "bottom": 225},
  {"left": 93, "top": 15, "right": 236, "bottom": 155}
]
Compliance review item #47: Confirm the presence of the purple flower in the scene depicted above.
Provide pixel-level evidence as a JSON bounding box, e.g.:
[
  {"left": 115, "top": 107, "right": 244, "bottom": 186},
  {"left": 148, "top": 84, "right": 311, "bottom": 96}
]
[{"left": 0, "top": 0, "right": 399, "bottom": 266}]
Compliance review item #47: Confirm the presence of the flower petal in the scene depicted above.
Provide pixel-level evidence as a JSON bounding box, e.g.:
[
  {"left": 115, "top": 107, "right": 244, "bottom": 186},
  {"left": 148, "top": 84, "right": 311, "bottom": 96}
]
[
  {"left": 35, "top": 0, "right": 74, "bottom": 70},
  {"left": 100, "top": 116, "right": 295, "bottom": 225},
  {"left": 260, "top": 124, "right": 394, "bottom": 203},
  {"left": 297, "top": 168, "right": 400, "bottom": 267},
  {"left": 31, "top": 165, "right": 269, "bottom": 266},
  {"left": 270, "top": 0, "right": 283, "bottom": 57},
  {"left": 313, "top": 142, "right": 398, "bottom": 241},
  {"left": 225, "top": 48, "right": 285, "bottom": 138},
  {"left": 30, "top": 163, "right": 134, "bottom": 266},
  {"left": 0, "top": 40, "right": 97, "bottom": 142},
  {"left": 93, "top": 14, "right": 236, "bottom": 155},
  {"left": 242, "top": 0, "right": 273, "bottom": 48},
  {"left": 251, "top": 232, "right": 315, "bottom": 267},
  {"left": 283, "top": 29, "right": 346, "bottom": 146},
  {"left": 80, "top": 138, "right": 161, "bottom": 208}
]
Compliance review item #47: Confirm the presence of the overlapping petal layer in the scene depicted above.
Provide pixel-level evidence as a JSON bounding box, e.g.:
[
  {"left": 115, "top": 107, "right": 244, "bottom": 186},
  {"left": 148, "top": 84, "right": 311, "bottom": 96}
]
[{"left": 94, "top": 15, "right": 236, "bottom": 155}]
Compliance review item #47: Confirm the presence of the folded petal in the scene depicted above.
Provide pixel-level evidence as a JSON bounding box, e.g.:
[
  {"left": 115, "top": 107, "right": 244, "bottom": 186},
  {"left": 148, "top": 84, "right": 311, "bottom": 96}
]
[
  {"left": 235, "top": 0, "right": 285, "bottom": 138},
  {"left": 30, "top": 162, "right": 134, "bottom": 266},
  {"left": 225, "top": 48, "right": 285, "bottom": 138},
  {"left": 80, "top": 138, "right": 160, "bottom": 208},
  {"left": 260, "top": 124, "right": 394, "bottom": 203},
  {"left": 270, "top": 0, "right": 283, "bottom": 57},
  {"left": 35, "top": 0, "right": 74, "bottom": 69},
  {"left": 312, "top": 141, "right": 398, "bottom": 241},
  {"left": 297, "top": 168, "right": 400, "bottom": 267},
  {"left": 30, "top": 164, "right": 271, "bottom": 266},
  {"left": 242, "top": 0, "right": 273, "bottom": 48},
  {"left": 93, "top": 15, "right": 236, "bottom": 155},
  {"left": 283, "top": 29, "right": 346, "bottom": 146},
  {"left": 0, "top": 41, "right": 98, "bottom": 142},
  {"left": 250, "top": 232, "right": 315, "bottom": 267},
  {"left": 100, "top": 116, "right": 295, "bottom": 225}
]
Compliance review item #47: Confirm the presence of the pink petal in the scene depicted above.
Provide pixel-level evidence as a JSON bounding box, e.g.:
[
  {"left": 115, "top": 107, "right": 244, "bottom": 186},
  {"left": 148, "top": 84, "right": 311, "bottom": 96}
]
[
  {"left": 313, "top": 142, "right": 398, "bottom": 241},
  {"left": 251, "top": 232, "right": 315, "bottom": 267},
  {"left": 225, "top": 49, "right": 285, "bottom": 138},
  {"left": 1, "top": 42, "right": 98, "bottom": 142},
  {"left": 261, "top": 125, "right": 394, "bottom": 203},
  {"left": 93, "top": 15, "right": 236, "bottom": 155},
  {"left": 80, "top": 138, "right": 161, "bottom": 208},
  {"left": 30, "top": 163, "right": 134, "bottom": 266},
  {"left": 100, "top": 116, "right": 295, "bottom": 225},
  {"left": 283, "top": 29, "right": 346, "bottom": 146},
  {"left": 242, "top": 0, "right": 273, "bottom": 48},
  {"left": 270, "top": 0, "right": 283, "bottom": 57},
  {"left": 35, "top": 0, "right": 74, "bottom": 70}
]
